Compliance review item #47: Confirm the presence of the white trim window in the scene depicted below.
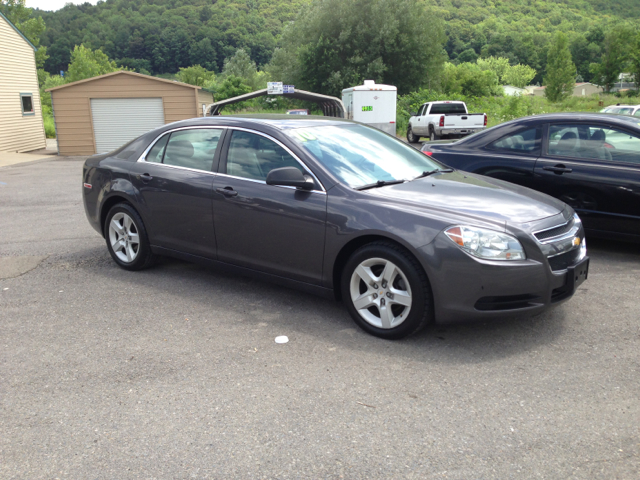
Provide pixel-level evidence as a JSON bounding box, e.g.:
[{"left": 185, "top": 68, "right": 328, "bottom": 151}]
[{"left": 20, "top": 93, "right": 34, "bottom": 116}]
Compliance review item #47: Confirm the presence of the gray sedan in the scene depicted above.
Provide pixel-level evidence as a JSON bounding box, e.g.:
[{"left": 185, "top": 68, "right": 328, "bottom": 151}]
[{"left": 82, "top": 115, "right": 588, "bottom": 339}]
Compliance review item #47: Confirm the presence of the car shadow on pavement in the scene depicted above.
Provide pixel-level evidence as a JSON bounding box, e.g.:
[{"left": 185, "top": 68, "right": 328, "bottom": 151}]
[{"left": 65, "top": 245, "right": 573, "bottom": 367}]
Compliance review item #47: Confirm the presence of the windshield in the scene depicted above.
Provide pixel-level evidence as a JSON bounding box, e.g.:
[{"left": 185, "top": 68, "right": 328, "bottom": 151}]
[{"left": 286, "top": 124, "right": 444, "bottom": 188}]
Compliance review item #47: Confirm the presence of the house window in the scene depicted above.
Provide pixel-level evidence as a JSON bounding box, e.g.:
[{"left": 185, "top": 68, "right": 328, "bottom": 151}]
[{"left": 20, "top": 94, "right": 34, "bottom": 115}]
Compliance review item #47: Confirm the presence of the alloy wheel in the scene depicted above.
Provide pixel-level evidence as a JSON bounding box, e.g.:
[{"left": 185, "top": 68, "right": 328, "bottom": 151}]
[
  {"left": 108, "top": 212, "right": 140, "bottom": 263},
  {"left": 349, "top": 257, "right": 413, "bottom": 329}
]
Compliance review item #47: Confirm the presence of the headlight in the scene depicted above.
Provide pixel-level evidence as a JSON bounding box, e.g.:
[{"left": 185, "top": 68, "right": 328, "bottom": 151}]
[{"left": 444, "top": 225, "right": 526, "bottom": 261}]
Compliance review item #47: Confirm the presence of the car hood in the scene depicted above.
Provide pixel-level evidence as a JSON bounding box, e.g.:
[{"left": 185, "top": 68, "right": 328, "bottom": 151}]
[{"left": 366, "top": 171, "right": 565, "bottom": 224}]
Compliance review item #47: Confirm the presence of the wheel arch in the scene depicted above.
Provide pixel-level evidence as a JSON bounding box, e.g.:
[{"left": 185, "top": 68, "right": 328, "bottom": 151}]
[
  {"left": 331, "top": 234, "right": 431, "bottom": 301},
  {"left": 100, "top": 194, "right": 133, "bottom": 237}
]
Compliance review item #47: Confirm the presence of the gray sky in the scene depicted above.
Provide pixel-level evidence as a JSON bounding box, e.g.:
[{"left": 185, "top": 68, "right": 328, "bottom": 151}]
[{"left": 27, "top": 0, "right": 101, "bottom": 11}]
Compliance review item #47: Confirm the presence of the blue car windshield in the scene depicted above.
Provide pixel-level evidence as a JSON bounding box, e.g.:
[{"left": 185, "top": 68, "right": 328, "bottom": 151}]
[{"left": 286, "top": 124, "right": 444, "bottom": 188}]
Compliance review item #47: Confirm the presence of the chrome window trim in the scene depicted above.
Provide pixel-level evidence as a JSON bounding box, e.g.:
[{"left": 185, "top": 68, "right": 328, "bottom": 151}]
[
  {"left": 224, "top": 126, "right": 326, "bottom": 192},
  {"left": 214, "top": 172, "right": 327, "bottom": 195},
  {"left": 136, "top": 126, "right": 225, "bottom": 172},
  {"left": 136, "top": 125, "right": 327, "bottom": 192}
]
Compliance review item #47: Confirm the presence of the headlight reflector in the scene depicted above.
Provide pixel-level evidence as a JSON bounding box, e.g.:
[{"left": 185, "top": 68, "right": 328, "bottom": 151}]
[{"left": 445, "top": 226, "right": 526, "bottom": 261}]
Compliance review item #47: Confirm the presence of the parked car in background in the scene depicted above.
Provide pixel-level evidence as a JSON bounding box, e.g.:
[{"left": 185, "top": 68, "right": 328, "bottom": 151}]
[
  {"left": 407, "top": 101, "right": 486, "bottom": 143},
  {"left": 600, "top": 104, "right": 640, "bottom": 116},
  {"left": 421, "top": 113, "right": 640, "bottom": 242},
  {"left": 82, "top": 115, "right": 587, "bottom": 339},
  {"left": 286, "top": 109, "right": 309, "bottom": 115}
]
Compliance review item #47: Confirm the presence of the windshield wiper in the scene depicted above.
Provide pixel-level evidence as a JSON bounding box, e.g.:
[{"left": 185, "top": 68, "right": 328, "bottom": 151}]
[
  {"left": 355, "top": 179, "right": 406, "bottom": 191},
  {"left": 413, "top": 168, "right": 454, "bottom": 180}
]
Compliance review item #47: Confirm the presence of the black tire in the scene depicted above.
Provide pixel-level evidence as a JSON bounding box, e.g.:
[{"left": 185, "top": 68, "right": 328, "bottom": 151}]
[
  {"left": 429, "top": 127, "right": 440, "bottom": 141},
  {"left": 407, "top": 126, "right": 419, "bottom": 144},
  {"left": 340, "top": 241, "right": 433, "bottom": 340},
  {"left": 104, "top": 203, "right": 155, "bottom": 271}
]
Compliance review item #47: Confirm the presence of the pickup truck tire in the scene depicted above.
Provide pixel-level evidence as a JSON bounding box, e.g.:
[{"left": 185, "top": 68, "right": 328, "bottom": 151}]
[
  {"left": 429, "top": 127, "right": 440, "bottom": 141},
  {"left": 407, "top": 126, "right": 419, "bottom": 144}
]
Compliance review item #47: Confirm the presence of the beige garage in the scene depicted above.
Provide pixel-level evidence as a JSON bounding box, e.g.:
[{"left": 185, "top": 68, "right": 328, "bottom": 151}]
[{"left": 47, "top": 71, "right": 213, "bottom": 156}]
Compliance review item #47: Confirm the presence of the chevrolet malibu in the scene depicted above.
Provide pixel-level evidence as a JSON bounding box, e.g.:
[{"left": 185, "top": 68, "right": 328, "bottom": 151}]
[{"left": 82, "top": 116, "right": 589, "bottom": 339}]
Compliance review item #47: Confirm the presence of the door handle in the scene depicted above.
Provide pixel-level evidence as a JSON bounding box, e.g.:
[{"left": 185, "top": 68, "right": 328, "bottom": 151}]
[
  {"left": 216, "top": 187, "right": 238, "bottom": 197},
  {"left": 139, "top": 173, "right": 153, "bottom": 183},
  {"left": 543, "top": 165, "right": 573, "bottom": 174}
]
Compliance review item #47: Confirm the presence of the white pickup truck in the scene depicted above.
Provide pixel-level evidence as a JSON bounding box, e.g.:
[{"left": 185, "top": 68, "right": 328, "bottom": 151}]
[{"left": 407, "top": 101, "right": 486, "bottom": 143}]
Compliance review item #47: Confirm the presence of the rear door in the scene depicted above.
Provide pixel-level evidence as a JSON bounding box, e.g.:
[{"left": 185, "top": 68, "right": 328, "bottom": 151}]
[
  {"left": 432, "top": 125, "right": 542, "bottom": 189},
  {"left": 532, "top": 122, "right": 640, "bottom": 237},
  {"left": 129, "top": 127, "right": 223, "bottom": 258}
]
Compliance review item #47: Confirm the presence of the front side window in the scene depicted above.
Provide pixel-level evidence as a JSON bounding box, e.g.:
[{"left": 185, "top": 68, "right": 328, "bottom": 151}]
[
  {"left": 20, "top": 94, "right": 34, "bottom": 115},
  {"left": 158, "top": 128, "right": 222, "bottom": 171},
  {"left": 489, "top": 127, "right": 541, "bottom": 154},
  {"left": 225, "top": 130, "right": 303, "bottom": 181},
  {"left": 286, "top": 124, "right": 443, "bottom": 188},
  {"left": 547, "top": 124, "right": 640, "bottom": 164}
]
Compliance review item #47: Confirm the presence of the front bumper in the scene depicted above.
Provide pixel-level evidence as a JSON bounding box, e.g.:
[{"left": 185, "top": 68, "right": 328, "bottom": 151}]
[{"left": 418, "top": 230, "right": 588, "bottom": 324}]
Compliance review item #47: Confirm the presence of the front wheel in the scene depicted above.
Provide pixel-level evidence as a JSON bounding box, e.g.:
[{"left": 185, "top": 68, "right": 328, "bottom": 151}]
[
  {"left": 407, "top": 126, "right": 419, "bottom": 144},
  {"left": 341, "top": 242, "right": 433, "bottom": 339},
  {"left": 105, "top": 203, "right": 155, "bottom": 271}
]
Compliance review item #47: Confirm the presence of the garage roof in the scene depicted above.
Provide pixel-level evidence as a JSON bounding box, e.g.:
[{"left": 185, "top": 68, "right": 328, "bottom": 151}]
[
  {"left": 46, "top": 70, "right": 203, "bottom": 92},
  {"left": 207, "top": 88, "right": 345, "bottom": 118}
]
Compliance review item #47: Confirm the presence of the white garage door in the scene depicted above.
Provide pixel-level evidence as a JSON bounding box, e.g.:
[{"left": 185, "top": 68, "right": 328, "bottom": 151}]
[{"left": 90, "top": 98, "right": 165, "bottom": 153}]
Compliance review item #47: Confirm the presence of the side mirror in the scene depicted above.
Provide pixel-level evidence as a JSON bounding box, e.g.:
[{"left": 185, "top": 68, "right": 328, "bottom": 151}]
[{"left": 266, "top": 167, "right": 314, "bottom": 190}]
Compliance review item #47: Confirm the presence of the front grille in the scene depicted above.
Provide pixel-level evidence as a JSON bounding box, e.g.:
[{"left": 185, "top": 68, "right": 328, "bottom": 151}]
[
  {"left": 548, "top": 247, "right": 581, "bottom": 271},
  {"left": 475, "top": 294, "right": 542, "bottom": 311},
  {"left": 534, "top": 219, "right": 574, "bottom": 242}
]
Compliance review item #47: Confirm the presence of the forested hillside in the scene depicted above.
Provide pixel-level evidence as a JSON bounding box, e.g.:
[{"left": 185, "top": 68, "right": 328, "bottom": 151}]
[
  {"left": 36, "top": 0, "right": 307, "bottom": 75},
  {"left": 33, "top": 0, "right": 639, "bottom": 85}
]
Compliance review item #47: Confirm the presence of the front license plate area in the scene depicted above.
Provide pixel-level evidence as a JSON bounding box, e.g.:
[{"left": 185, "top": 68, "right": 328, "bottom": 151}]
[{"left": 572, "top": 257, "right": 589, "bottom": 289}]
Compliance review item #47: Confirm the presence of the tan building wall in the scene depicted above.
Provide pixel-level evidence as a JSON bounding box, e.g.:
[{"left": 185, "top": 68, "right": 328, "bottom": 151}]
[
  {"left": 48, "top": 71, "right": 206, "bottom": 156},
  {"left": 0, "top": 13, "right": 46, "bottom": 153},
  {"left": 532, "top": 83, "right": 604, "bottom": 97},
  {"left": 197, "top": 89, "right": 214, "bottom": 116}
]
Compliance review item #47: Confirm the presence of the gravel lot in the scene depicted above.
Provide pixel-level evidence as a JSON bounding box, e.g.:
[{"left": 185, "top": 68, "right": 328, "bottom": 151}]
[{"left": 1, "top": 157, "right": 639, "bottom": 479}]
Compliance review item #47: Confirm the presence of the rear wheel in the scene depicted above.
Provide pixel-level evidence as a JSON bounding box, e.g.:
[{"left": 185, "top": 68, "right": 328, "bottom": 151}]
[
  {"left": 430, "top": 128, "right": 440, "bottom": 141},
  {"left": 341, "top": 242, "right": 433, "bottom": 339},
  {"left": 105, "top": 203, "right": 155, "bottom": 271},
  {"left": 407, "top": 126, "right": 419, "bottom": 144}
]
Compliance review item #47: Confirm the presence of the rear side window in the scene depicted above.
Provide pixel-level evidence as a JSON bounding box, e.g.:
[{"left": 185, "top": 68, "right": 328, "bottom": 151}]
[
  {"left": 146, "top": 135, "right": 169, "bottom": 163},
  {"left": 489, "top": 127, "right": 542, "bottom": 154},
  {"left": 162, "top": 129, "right": 222, "bottom": 171},
  {"left": 429, "top": 103, "right": 466, "bottom": 114}
]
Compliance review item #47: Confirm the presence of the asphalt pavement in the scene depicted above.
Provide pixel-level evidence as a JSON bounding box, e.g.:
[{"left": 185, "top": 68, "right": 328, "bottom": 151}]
[{"left": 1, "top": 157, "right": 639, "bottom": 479}]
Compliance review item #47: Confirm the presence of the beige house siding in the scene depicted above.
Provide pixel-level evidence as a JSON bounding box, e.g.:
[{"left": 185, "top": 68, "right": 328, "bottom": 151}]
[
  {"left": 197, "top": 90, "right": 214, "bottom": 116},
  {"left": 532, "top": 83, "right": 604, "bottom": 97},
  {"left": 0, "top": 14, "right": 46, "bottom": 153},
  {"left": 49, "top": 71, "right": 204, "bottom": 155}
]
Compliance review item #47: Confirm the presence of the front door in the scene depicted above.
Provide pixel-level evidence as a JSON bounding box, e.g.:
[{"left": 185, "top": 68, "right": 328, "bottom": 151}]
[
  {"left": 211, "top": 129, "right": 327, "bottom": 285},
  {"left": 129, "top": 127, "right": 223, "bottom": 258},
  {"left": 533, "top": 123, "right": 640, "bottom": 237}
]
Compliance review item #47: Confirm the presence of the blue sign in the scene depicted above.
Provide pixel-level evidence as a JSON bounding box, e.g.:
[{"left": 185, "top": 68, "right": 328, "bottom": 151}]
[
  {"left": 60, "top": 71, "right": 64, "bottom": 77},
  {"left": 283, "top": 85, "right": 295, "bottom": 94}
]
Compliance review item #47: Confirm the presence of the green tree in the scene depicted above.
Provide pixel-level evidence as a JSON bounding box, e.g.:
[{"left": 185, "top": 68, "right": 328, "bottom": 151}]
[
  {"left": 477, "top": 56, "right": 511, "bottom": 82},
  {"left": 629, "top": 32, "right": 640, "bottom": 94},
  {"left": 589, "top": 28, "right": 630, "bottom": 93},
  {"left": 66, "top": 45, "right": 119, "bottom": 83},
  {"left": 221, "top": 49, "right": 260, "bottom": 89},
  {"left": 268, "top": 0, "right": 446, "bottom": 96},
  {"left": 544, "top": 32, "right": 577, "bottom": 102},
  {"left": 441, "top": 62, "right": 501, "bottom": 97},
  {"left": 503, "top": 64, "right": 537, "bottom": 87},
  {"left": 214, "top": 75, "right": 253, "bottom": 108},
  {"left": 176, "top": 64, "right": 215, "bottom": 87}
]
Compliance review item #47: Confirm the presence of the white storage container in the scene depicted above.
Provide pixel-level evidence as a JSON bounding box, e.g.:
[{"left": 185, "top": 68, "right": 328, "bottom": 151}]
[{"left": 342, "top": 80, "right": 397, "bottom": 136}]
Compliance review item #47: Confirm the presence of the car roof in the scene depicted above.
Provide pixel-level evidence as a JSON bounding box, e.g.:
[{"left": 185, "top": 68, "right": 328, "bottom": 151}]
[
  {"left": 497, "top": 112, "right": 640, "bottom": 126},
  {"left": 160, "top": 114, "right": 355, "bottom": 131}
]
